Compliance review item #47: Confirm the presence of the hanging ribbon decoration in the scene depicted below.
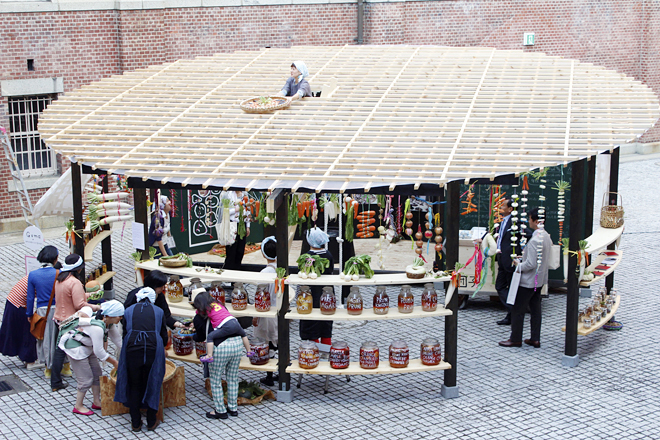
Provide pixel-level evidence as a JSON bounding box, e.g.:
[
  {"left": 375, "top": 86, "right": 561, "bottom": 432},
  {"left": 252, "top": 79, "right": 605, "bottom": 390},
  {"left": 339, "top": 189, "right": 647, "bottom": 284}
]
[
  {"left": 471, "top": 246, "right": 490, "bottom": 297},
  {"left": 426, "top": 206, "right": 434, "bottom": 254}
]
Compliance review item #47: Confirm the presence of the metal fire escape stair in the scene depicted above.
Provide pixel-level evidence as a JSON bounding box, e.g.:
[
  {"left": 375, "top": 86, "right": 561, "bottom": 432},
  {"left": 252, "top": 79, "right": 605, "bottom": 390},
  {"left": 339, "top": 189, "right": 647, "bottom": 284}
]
[{"left": 1, "top": 126, "right": 36, "bottom": 227}]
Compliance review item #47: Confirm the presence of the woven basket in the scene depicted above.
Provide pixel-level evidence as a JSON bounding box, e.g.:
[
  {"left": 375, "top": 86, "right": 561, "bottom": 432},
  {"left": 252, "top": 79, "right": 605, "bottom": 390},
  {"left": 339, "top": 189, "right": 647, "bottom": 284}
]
[
  {"left": 600, "top": 192, "right": 624, "bottom": 229},
  {"left": 240, "top": 96, "right": 290, "bottom": 114},
  {"left": 160, "top": 259, "right": 188, "bottom": 268},
  {"left": 110, "top": 360, "right": 176, "bottom": 384}
]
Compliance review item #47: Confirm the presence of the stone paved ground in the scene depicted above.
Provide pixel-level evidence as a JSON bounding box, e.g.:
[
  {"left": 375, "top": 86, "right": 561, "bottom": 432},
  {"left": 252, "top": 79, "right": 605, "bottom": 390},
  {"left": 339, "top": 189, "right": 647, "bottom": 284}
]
[{"left": 0, "top": 155, "right": 659, "bottom": 439}]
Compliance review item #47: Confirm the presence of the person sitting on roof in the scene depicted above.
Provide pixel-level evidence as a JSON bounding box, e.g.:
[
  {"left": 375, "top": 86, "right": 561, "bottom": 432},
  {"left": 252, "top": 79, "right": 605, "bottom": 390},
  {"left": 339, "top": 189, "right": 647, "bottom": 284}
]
[{"left": 277, "top": 61, "right": 311, "bottom": 101}]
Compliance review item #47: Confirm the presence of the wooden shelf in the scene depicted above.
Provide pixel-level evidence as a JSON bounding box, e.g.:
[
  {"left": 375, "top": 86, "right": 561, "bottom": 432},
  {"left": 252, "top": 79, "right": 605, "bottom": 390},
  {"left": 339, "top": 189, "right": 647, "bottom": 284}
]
[
  {"left": 136, "top": 259, "right": 276, "bottom": 284},
  {"left": 584, "top": 226, "right": 624, "bottom": 254},
  {"left": 285, "top": 306, "right": 451, "bottom": 321},
  {"left": 580, "top": 250, "right": 622, "bottom": 287},
  {"left": 562, "top": 295, "right": 620, "bottom": 336},
  {"left": 165, "top": 296, "right": 279, "bottom": 319},
  {"left": 84, "top": 230, "right": 112, "bottom": 262},
  {"left": 166, "top": 348, "right": 277, "bottom": 372},
  {"left": 92, "top": 271, "right": 115, "bottom": 286},
  {"left": 287, "top": 359, "right": 451, "bottom": 376},
  {"left": 287, "top": 273, "right": 450, "bottom": 286}
]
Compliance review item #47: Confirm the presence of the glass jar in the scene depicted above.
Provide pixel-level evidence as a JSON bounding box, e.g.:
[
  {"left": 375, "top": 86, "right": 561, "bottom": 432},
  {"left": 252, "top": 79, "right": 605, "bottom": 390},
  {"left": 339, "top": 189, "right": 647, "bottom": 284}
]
[
  {"left": 166, "top": 275, "right": 183, "bottom": 303},
  {"left": 231, "top": 282, "right": 248, "bottom": 311},
  {"left": 421, "top": 283, "right": 437, "bottom": 312},
  {"left": 398, "top": 285, "right": 414, "bottom": 313},
  {"left": 296, "top": 286, "right": 313, "bottom": 314},
  {"left": 172, "top": 329, "right": 195, "bottom": 356},
  {"left": 208, "top": 281, "right": 226, "bottom": 307},
  {"left": 389, "top": 340, "right": 409, "bottom": 368},
  {"left": 359, "top": 341, "right": 379, "bottom": 369},
  {"left": 298, "top": 341, "right": 320, "bottom": 369},
  {"left": 320, "top": 287, "right": 336, "bottom": 315},
  {"left": 102, "top": 263, "right": 107, "bottom": 274},
  {"left": 249, "top": 338, "right": 270, "bottom": 365},
  {"left": 583, "top": 317, "right": 592, "bottom": 329},
  {"left": 195, "top": 341, "right": 207, "bottom": 358},
  {"left": 346, "top": 286, "right": 363, "bottom": 315},
  {"left": 373, "top": 286, "right": 389, "bottom": 315},
  {"left": 420, "top": 338, "right": 442, "bottom": 366},
  {"left": 601, "top": 307, "right": 608, "bottom": 318},
  {"left": 329, "top": 341, "right": 350, "bottom": 369},
  {"left": 186, "top": 277, "right": 203, "bottom": 298},
  {"left": 254, "top": 284, "right": 271, "bottom": 312}
]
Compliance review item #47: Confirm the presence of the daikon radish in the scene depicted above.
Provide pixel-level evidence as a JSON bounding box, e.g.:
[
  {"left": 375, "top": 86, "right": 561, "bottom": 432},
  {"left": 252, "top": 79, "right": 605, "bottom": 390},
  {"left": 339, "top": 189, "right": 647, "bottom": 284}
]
[
  {"left": 88, "top": 192, "right": 129, "bottom": 204},
  {"left": 98, "top": 209, "right": 132, "bottom": 218}
]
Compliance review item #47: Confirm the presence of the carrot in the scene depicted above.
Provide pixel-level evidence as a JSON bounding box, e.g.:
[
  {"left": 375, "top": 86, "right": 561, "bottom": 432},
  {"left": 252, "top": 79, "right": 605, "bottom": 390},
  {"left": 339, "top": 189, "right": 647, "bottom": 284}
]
[
  {"left": 280, "top": 278, "right": 285, "bottom": 293},
  {"left": 356, "top": 231, "right": 374, "bottom": 238},
  {"left": 243, "top": 195, "right": 249, "bottom": 204},
  {"left": 305, "top": 201, "right": 311, "bottom": 218},
  {"left": 359, "top": 210, "right": 375, "bottom": 216},
  {"left": 356, "top": 217, "right": 376, "bottom": 225},
  {"left": 297, "top": 202, "right": 303, "bottom": 218},
  {"left": 255, "top": 200, "right": 260, "bottom": 215},
  {"left": 357, "top": 225, "right": 376, "bottom": 231},
  {"left": 353, "top": 201, "right": 359, "bottom": 219}
]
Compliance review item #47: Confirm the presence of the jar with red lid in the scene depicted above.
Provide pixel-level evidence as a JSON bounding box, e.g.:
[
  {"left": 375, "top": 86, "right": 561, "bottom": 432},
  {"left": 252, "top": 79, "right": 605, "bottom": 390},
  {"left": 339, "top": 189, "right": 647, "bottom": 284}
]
[
  {"left": 420, "top": 338, "right": 442, "bottom": 366},
  {"left": 249, "top": 338, "right": 270, "bottom": 365},
  {"left": 254, "top": 284, "right": 271, "bottom": 312},
  {"left": 329, "top": 341, "right": 350, "bottom": 369},
  {"left": 398, "top": 285, "right": 414, "bottom": 313},
  {"left": 320, "top": 287, "right": 336, "bottom": 315},
  {"left": 298, "top": 341, "right": 320, "bottom": 369},
  {"left": 346, "top": 286, "right": 363, "bottom": 315},
  {"left": 195, "top": 341, "right": 207, "bottom": 358},
  {"left": 389, "top": 340, "right": 409, "bottom": 368},
  {"left": 231, "top": 282, "right": 248, "bottom": 311},
  {"left": 421, "top": 283, "right": 437, "bottom": 312},
  {"left": 359, "top": 341, "right": 379, "bottom": 369},
  {"left": 208, "top": 281, "right": 226, "bottom": 307},
  {"left": 296, "top": 286, "right": 313, "bottom": 314},
  {"left": 172, "top": 329, "right": 195, "bottom": 356},
  {"left": 373, "top": 286, "right": 389, "bottom": 315}
]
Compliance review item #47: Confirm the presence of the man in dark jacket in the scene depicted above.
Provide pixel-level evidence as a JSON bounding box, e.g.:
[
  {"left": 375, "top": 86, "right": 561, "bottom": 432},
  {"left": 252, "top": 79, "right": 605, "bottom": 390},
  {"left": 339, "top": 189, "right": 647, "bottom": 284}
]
[{"left": 123, "top": 270, "right": 186, "bottom": 331}]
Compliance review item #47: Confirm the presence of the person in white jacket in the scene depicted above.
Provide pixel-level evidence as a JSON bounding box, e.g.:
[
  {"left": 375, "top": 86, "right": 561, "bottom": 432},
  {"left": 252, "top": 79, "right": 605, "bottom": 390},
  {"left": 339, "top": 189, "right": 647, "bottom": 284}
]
[{"left": 499, "top": 208, "right": 557, "bottom": 348}]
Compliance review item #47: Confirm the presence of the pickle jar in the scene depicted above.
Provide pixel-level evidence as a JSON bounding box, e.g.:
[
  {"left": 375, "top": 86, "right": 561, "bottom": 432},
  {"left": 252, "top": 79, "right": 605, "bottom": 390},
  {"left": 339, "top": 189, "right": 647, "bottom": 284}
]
[
  {"left": 389, "top": 340, "right": 409, "bottom": 368},
  {"left": 166, "top": 275, "right": 183, "bottom": 303},
  {"left": 359, "top": 341, "right": 379, "bottom": 369},
  {"left": 421, "top": 283, "right": 437, "bottom": 312},
  {"left": 186, "top": 277, "right": 203, "bottom": 298},
  {"left": 583, "top": 317, "right": 592, "bottom": 329},
  {"left": 346, "top": 286, "right": 363, "bottom": 315},
  {"left": 296, "top": 286, "right": 313, "bottom": 314},
  {"left": 373, "top": 286, "right": 389, "bottom": 315},
  {"left": 420, "top": 338, "right": 442, "bottom": 366},
  {"left": 320, "top": 287, "right": 336, "bottom": 315},
  {"left": 329, "top": 341, "right": 350, "bottom": 369},
  {"left": 249, "top": 338, "right": 270, "bottom": 365},
  {"left": 208, "top": 281, "right": 226, "bottom": 307},
  {"left": 398, "top": 285, "right": 414, "bottom": 313},
  {"left": 298, "top": 341, "right": 320, "bottom": 369},
  {"left": 254, "top": 284, "right": 271, "bottom": 312},
  {"left": 231, "top": 282, "right": 248, "bottom": 311},
  {"left": 172, "top": 329, "right": 195, "bottom": 356},
  {"left": 195, "top": 340, "right": 207, "bottom": 358}
]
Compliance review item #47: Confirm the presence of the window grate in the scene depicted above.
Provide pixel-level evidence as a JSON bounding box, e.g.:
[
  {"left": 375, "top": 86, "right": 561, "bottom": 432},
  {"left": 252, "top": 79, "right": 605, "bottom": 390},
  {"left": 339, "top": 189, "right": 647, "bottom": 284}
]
[{"left": 8, "top": 94, "right": 57, "bottom": 177}]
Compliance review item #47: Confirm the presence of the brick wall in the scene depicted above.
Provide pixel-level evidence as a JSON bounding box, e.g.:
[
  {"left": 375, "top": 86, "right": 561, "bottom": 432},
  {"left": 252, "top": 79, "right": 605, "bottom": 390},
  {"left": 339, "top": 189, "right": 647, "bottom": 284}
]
[{"left": 0, "top": 1, "right": 659, "bottom": 220}]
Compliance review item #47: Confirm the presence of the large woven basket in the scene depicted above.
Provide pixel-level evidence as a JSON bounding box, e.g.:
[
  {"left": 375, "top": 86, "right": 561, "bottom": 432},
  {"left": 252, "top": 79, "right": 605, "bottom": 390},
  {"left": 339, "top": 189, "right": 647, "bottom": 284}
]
[
  {"left": 240, "top": 96, "right": 290, "bottom": 114},
  {"left": 600, "top": 192, "right": 624, "bottom": 228},
  {"left": 159, "top": 258, "right": 188, "bottom": 268},
  {"left": 110, "top": 359, "right": 176, "bottom": 384}
]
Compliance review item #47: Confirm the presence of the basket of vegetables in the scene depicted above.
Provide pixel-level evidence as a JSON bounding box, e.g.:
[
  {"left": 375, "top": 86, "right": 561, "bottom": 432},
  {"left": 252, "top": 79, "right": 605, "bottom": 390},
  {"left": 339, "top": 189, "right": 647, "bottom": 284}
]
[
  {"left": 158, "top": 252, "right": 193, "bottom": 268},
  {"left": 206, "top": 379, "right": 275, "bottom": 405},
  {"left": 340, "top": 255, "right": 374, "bottom": 281},
  {"left": 240, "top": 96, "right": 291, "bottom": 114},
  {"left": 296, "top": 253, "right": 330, "bottom": 280}
]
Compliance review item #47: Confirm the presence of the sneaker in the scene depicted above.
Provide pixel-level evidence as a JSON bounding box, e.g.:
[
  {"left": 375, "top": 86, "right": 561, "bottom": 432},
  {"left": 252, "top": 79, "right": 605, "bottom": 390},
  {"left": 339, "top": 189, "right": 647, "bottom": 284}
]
[
  {"left": 61, "top": 364, "right": 73, "bottom": 377},
  {"left": 44, "top": 368, "right": 51, "bottom": 379},
  {"left": 27, "top": 361, "right": 45, "bottom": 371}
]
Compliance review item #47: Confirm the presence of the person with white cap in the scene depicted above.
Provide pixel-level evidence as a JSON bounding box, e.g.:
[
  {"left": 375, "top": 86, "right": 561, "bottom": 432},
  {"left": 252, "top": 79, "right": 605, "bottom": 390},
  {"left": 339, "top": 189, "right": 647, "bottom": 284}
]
[
  {"left": 114, "top": 287, "right": 168, "bottom": 432},
  {"left": 57, "top": 300, "right": 124, "bottom": 416},
  {"left": 299, "top": 228, "right": 335, "bottom": 353},
  {"left": 277, "top": 61, "right": 312, "bottom": 101},
  {"left": 50, "top": 254, "right": 100, "bottom": 392}
]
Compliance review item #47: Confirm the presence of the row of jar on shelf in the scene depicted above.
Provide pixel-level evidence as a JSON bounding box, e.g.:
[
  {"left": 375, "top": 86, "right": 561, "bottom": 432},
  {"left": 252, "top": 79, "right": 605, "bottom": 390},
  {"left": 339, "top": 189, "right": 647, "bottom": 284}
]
[
  {"left": 297, "top": 339, "right": 443, "bottom": 370},
  {"left": 579, "top": 287, "right": 618, "bottom": 329}
]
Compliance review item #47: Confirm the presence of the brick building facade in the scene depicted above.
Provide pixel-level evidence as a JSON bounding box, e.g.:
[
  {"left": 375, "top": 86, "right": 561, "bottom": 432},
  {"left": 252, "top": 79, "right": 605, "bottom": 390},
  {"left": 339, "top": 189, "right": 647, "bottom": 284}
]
[{"left": 0, "top": 0, "right": 658, "bottom": 221}]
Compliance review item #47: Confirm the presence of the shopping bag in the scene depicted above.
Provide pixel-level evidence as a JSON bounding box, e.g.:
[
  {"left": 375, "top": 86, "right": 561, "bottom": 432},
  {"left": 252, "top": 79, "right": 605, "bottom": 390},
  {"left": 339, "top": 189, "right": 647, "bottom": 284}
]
[{"left": 506, "top": 265, "right": 522, "bottom": 305}]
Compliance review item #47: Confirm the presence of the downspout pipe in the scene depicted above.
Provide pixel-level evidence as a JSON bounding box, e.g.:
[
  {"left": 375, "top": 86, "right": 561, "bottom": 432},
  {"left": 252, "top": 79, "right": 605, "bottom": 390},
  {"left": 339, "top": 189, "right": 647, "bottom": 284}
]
[{"left": 357, "top": 0, "right": 364, "bottom": 44}]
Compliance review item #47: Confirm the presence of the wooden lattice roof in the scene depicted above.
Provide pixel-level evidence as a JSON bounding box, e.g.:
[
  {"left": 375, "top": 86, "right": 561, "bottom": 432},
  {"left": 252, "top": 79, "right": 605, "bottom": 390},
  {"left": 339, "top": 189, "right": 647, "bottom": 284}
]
[{"left": 39, "top": 45, "right": 659, "bottom": 193}]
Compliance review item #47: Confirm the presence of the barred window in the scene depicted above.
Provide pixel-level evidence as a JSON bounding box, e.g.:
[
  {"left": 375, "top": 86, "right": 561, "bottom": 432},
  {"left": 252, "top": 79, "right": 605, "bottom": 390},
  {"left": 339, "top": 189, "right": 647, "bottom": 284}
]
[{"left": 8, "top": 94, "right": 57, "bottom": 177}]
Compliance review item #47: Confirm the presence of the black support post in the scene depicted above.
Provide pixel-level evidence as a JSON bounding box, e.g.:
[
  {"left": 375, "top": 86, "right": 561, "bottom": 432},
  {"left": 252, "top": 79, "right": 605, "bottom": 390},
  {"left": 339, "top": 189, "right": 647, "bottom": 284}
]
[
  {"left": 605, "top": 147, "right": 620, "bottom": 293},
  {"left": 71, "top": 162, "right": 85, "bottom": 282},
  {"left": 442, "top": 182, "right": 459, "bottom": 396},
  {"left": 563, "top": 159, "right": 586, "bottom": 366},
  {"left": 101, "top": 174, "right": 113, "bottom": 293},
  {"left": 133, "top": 188, "right": 150, "bottom": 260},
  {"left": 584, "top": 156, "right": 597, "bottom": 237},
  {"left": 274, "top": 192, "right": 292, "bottom": 401}
]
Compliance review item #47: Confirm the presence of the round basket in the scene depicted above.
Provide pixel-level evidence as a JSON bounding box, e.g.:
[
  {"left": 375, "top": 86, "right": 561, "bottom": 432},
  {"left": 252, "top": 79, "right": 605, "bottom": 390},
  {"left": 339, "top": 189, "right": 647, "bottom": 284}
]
[
  {"left": 240, "top": 96, "right": 290, "bottom": 114},
  {"left": 110, "top": 359, "right": 176, "bottom": 384},
  {"left": 160, "top": 259, "right": 188, "bottom": 268}
]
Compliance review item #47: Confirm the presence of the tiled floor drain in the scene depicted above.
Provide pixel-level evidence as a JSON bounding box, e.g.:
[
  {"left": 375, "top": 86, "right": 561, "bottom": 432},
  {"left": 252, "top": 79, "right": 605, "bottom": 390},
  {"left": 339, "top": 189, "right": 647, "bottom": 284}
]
[{"left": 0, "top": 375, "right": 31, "bottom": 397}]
